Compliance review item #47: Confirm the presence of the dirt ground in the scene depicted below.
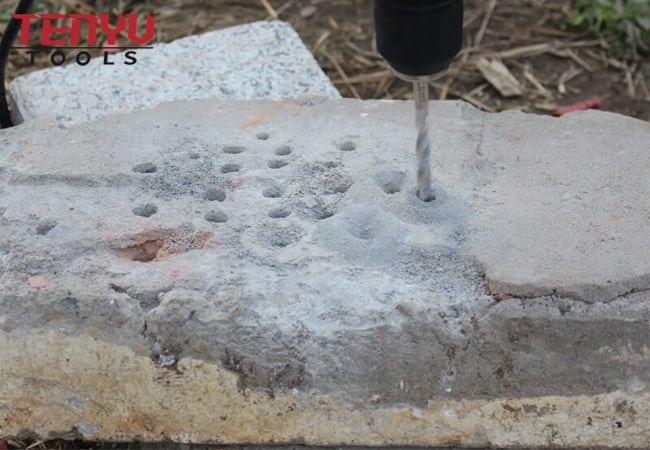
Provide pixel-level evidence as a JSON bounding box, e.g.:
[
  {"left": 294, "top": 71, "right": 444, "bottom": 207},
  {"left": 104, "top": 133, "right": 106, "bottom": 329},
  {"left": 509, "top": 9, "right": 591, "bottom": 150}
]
[{"left": 1, "top": 0, "right": 649, "bottom": 121}]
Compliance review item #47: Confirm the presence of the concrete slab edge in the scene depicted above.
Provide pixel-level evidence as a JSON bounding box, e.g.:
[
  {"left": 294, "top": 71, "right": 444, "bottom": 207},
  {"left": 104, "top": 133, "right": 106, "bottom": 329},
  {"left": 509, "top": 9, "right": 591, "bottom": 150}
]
[{"left": 1, "top": 329, "right": 649, "bottom": 448}]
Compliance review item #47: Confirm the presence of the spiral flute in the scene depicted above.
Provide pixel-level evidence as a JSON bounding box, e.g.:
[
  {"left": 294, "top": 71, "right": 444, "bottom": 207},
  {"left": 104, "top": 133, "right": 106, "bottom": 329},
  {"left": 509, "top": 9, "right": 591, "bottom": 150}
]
[{"left": 414, "top": 80, "right": 434, "bottom": 202}]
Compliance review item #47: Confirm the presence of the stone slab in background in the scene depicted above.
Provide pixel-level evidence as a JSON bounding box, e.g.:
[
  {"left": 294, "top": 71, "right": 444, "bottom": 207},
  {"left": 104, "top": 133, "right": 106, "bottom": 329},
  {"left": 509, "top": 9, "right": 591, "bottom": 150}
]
[
  {"left": 0, "top": 98, "right": 649, "bottom": 448},
  {"left": 9, "top": 21, "right": 340, "bottom": 126}
]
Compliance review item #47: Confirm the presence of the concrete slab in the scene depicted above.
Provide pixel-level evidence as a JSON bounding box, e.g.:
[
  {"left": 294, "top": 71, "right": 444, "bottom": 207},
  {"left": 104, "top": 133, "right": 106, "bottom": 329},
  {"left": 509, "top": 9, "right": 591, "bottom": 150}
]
[
  {"left": 1, "top": 98, "right": 649, "bottom": 448},
  {"left": 9, "top": 21, "right": 340, "bottom": 126}
]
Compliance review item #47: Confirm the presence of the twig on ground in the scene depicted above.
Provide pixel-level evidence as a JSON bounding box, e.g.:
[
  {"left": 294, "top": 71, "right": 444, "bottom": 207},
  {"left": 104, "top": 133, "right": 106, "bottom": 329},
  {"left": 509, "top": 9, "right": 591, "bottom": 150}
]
[
  {"left": 322, "top": 51, "right": 361, "bottom": 99},
  {"left": 440, "top": 46, "right": 471, "bottom": 100},
  {"left": 557, "top": 65, "right": 583, "bottom": 94},
  {"left": 345, "top": 41, "right": 380, "bottom": 59},
  {"left": 625, "top": 62, "right": 636, "bottom": 98},
  {"left": 475, "top": 0, "right": 497, "bottom": 47},
  {"left": 311, "top": 30, "right": 331, "bottom": 54},
  {"left": 260, "top": 0, "right": 278, "bottom": 19},
  {"left": 551, "top": 49, "right": 594, "bottom": 72},
  {"left": 369, "top": 68, "right": 395, "bottom": 98},
  {"left": 487, "top": 40, "right": 600, "bottom": 59},
  {"left": 274, "top": 1, "right": 294, "bottom": 17},
  {"left": 523, "top": 65, "right": 553, "bottom": 99},
  {"left": 532, "top": 27, "right": 580, "bottom": 38},
  {"left": 637, "top": 72, "right": 650, "bottom": 101},
  {"left": 331, "top": 69, "right": 392, "bottom": 85},
  {"left": 433, "top": 81, "right": 496, "bottom": 112}
]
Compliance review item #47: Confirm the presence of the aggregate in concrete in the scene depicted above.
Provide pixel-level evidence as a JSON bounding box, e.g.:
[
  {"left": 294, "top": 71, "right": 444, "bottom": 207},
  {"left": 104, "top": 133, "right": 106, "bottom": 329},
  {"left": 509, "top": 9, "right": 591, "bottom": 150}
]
[
  {"left": 9, "top": 21, "right": 340, "bottom": 126},
  {"left": 1, "top": 98, "right": 649, "bottom": 447}
]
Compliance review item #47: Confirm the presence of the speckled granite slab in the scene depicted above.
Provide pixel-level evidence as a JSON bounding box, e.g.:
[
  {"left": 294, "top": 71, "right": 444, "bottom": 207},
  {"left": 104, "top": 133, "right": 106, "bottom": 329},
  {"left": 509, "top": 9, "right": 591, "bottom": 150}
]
[{"left": 9, "top": 21, "right": 339, "bottom": 126}]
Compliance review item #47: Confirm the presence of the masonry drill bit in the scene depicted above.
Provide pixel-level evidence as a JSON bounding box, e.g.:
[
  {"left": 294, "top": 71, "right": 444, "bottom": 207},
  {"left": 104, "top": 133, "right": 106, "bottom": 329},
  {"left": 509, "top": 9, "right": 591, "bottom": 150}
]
[{"left": 414, "top": 80, "right": 434, "bottom": 202}]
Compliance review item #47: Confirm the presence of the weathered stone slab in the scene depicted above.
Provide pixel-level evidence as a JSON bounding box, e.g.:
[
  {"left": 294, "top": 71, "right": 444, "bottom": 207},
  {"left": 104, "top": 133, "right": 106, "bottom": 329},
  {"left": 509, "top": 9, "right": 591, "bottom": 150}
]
[
  {"left": 9, "top": 21, "right": 340, "bottom": 126},
  {"left": 0, "top": 99, "right": 649, "bottom": 448}
]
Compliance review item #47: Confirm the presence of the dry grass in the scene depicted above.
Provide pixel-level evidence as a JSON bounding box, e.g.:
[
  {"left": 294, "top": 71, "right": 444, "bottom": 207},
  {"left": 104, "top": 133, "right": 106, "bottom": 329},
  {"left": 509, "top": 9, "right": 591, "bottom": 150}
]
[{"left": 0, "top": 0, "right": 648, "bottom": 119}]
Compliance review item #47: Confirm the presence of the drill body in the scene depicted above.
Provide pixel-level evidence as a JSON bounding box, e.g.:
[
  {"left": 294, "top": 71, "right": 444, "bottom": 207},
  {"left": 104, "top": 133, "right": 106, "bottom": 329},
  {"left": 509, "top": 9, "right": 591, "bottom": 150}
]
[{"left": 374, "top": 0, "right": 464, "bottom": 79}]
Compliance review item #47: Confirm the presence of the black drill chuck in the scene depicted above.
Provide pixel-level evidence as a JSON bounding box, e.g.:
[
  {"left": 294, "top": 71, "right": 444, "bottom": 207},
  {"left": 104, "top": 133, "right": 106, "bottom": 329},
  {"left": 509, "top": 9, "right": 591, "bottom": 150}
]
[{"left": 374, "top": 0, "right": 464, "bottom": 78}]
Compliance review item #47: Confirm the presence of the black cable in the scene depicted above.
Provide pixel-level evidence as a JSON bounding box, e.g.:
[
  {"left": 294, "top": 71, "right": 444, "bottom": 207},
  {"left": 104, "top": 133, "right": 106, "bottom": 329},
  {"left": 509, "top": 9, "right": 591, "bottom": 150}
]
[{"left": 0, "top": 0, "right": 35, "bottom": 129}]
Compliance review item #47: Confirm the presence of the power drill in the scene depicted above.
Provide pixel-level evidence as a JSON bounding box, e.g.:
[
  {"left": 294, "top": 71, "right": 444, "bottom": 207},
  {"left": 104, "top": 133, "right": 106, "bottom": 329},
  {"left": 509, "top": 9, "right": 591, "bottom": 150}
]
[{"left": 374, "top": 0, "right": 464, "bottom": 201}]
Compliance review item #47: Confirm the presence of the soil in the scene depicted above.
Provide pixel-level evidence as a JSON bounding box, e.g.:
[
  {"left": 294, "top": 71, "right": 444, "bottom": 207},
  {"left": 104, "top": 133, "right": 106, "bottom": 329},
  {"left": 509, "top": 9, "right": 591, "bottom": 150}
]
[{"left": 0, "top": 0, "right": 648, "bottom": 120}]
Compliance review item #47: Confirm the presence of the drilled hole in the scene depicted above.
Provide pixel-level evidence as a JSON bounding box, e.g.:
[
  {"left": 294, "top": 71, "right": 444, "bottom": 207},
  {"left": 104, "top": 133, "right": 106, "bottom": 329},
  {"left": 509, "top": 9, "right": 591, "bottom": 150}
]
[
  {"left": 338, "top": 141, "right": 356, "bottom": 151},
  {"left": 303, "top": 206, "right": 335, "bottom": 221},
  {"left": 34, "top": 220, "right": 57, "bottom": 235},
  {"left": 221, "top": 164, "right": 241, "bottom": 174},
  {"left": 269, "top": 208, "right": 290, "bottom": 219},
  {"left": 204, "top": 187, "right": 226, "bottom": 202},
  {"left": 256, "top": 132, "right": 270, "bottom": 141},
  {"left": 269, "top": 233, "right": 294, "bottom": 248},
  {"left": 133, "top": 204, "right": 158, "bottom": 218},
  {"left": 317, "top": 210, "right": 335, "bottom": 220},
  {"left": 352, "top": 224, "right": 376, "bottom": 241},
  {"left": 375, "top": 170, "right": 406, "bottom": 195},
  {"left": 275, "top": 145, "right": 292, "bottom": 156},
  {"left": 205, "top": 210, "right": 228, "bottom": 223},
  {"left": 259, "top": 224, "right": 305, "bottom": 249},
  {"left": 417, "top": 190, "right": 436, "bottom": 203},
  {"left": 133, "top": 162, "right": 157, "bottom": 174},
  {"left": 268, "top": 160, "right": 289, "bottom": 169},
  {"left": 263, "top": 187, "right": 282, "bottom": 198},
  {"left": 384, "top": 185, "right": 401, "bottom": 194},
  {"left": 223, "top": 146, "right": 245, "bottom": 154}
]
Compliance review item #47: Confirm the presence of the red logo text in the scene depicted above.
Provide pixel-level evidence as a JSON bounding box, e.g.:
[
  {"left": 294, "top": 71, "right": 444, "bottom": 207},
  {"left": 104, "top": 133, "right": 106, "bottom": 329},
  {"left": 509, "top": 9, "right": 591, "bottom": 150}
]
[{"left": 12, "top": 13, "right": 155, "bottom": 46}]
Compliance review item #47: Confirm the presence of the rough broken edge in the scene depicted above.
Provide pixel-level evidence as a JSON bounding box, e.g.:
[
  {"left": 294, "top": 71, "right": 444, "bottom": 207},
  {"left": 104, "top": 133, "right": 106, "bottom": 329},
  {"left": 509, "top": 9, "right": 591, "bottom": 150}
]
[{"left": 1, "top": 330, "right": 648, "bottom": 448}]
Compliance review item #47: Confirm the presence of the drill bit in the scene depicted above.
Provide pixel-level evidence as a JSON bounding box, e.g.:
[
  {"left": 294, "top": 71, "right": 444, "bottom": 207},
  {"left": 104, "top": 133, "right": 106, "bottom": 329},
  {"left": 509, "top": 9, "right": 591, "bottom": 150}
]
[{"left": 414, "top": 80, "right": 434, "bottom": 202}]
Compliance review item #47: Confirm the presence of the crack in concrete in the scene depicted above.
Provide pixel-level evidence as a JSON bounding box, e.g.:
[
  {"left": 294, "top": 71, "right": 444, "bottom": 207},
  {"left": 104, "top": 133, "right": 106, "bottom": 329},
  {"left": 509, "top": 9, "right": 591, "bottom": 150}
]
[
  {"left": 484, "top": 274, "right": 650, "bottom": 305},
  {"left": 110, "top": 283, "right": 174, "bottom": 311}
]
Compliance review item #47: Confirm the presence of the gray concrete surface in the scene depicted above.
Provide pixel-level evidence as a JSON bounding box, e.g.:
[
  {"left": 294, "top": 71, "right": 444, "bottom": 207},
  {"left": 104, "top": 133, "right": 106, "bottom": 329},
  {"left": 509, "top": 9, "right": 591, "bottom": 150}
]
[
  {"left": 9, "top": 21, "right": 340, "bottom": 126},
  {"left": 1, "top": 98, "right": 649, "bottom": 448}
]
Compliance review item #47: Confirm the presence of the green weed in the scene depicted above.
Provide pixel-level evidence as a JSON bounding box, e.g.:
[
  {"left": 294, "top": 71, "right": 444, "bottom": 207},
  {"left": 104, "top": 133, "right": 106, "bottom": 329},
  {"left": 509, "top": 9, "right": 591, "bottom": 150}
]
[{"left": 565, "top": 0, "right": 650, "bottom": 60}]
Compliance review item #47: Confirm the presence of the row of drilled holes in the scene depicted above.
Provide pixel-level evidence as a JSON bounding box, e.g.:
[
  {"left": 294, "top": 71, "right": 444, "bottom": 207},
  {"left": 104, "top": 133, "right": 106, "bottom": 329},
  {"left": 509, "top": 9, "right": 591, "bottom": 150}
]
[{"left": 131, "top": 138, "right": 358, "bottom": 222}]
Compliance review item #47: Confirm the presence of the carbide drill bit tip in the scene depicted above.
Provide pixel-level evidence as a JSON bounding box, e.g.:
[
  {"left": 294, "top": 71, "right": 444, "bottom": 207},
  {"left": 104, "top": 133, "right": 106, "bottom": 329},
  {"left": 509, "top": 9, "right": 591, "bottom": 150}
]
[{"left": 414, "top": 80, "right": 434, "bottom": 202}]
